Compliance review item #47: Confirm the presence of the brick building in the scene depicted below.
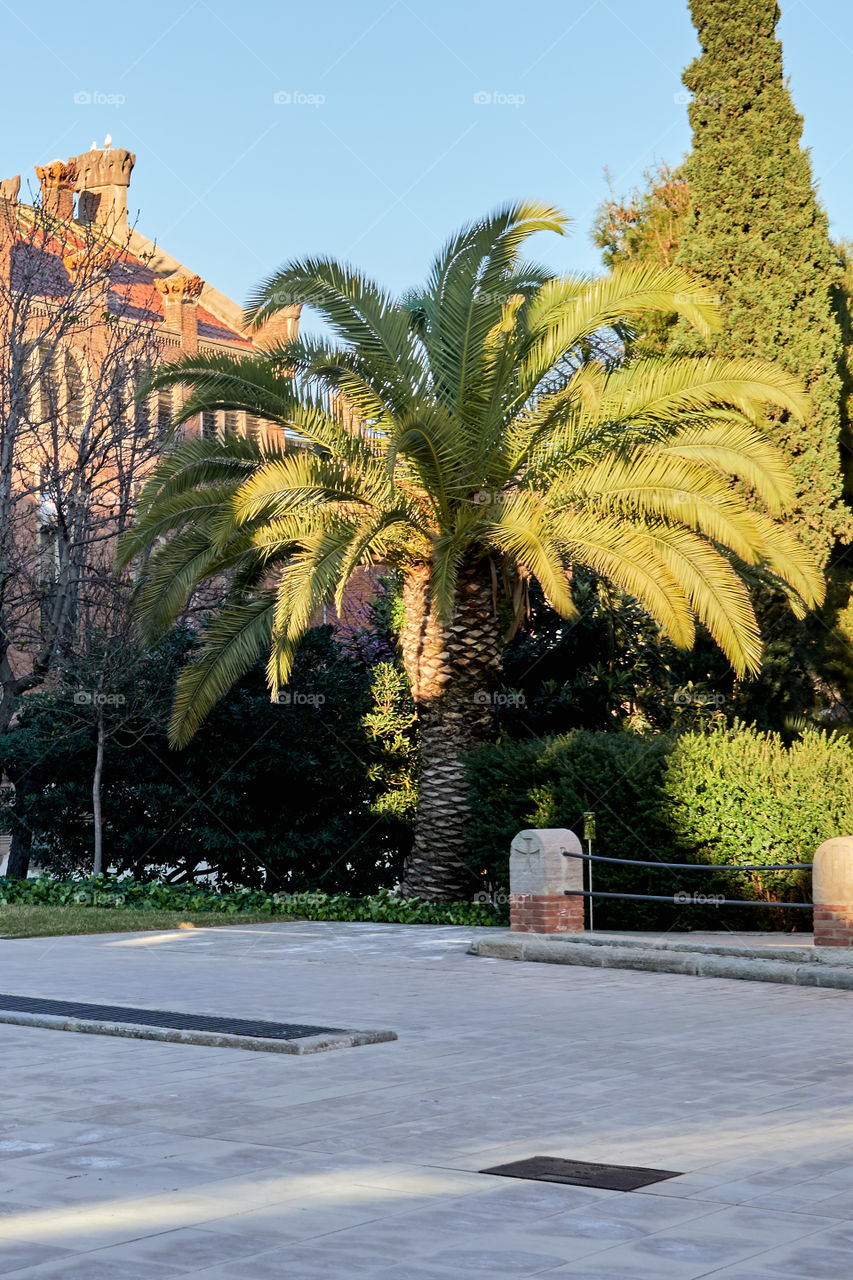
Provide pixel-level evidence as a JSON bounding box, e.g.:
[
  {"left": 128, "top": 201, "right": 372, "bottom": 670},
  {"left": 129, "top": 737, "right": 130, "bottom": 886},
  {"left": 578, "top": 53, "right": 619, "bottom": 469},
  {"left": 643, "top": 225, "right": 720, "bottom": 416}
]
[{"left": 1, "top": 143, "right": 301, "bottom": 422}]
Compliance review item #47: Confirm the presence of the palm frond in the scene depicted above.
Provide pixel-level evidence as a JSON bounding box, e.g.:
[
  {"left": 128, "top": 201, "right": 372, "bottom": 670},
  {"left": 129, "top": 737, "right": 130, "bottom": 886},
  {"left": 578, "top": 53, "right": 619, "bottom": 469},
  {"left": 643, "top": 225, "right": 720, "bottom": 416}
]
[
  {"left": 551, "top": 510, "right": 696, "bottom": 648},
  {"left": 244, "top": 257, "right": 424, "bottom": 408}
]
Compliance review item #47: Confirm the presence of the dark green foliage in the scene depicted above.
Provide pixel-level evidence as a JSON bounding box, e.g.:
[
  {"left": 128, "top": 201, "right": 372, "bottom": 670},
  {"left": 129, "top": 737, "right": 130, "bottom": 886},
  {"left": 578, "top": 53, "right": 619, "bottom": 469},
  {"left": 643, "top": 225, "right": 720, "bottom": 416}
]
[
  {"left": 0, "top": 627, "right": 414, "bottom": 892},
  {"left": 465, "top": 731, "right": 694, "bottom": 929},
  {"left": 0, "top": 879, "right": 504, "bottom": 926},
  {"left": 677, "top": 0, "right": 849, "bottom": 564},
  {"left": 589, "top": 2, "right": 853, "bottom": 725},
  {"left": 466, "top": 722, "right": 848, "bottom": 930},
  {"left": 500, "top": 575, "right": 711, "bottom": 735}
]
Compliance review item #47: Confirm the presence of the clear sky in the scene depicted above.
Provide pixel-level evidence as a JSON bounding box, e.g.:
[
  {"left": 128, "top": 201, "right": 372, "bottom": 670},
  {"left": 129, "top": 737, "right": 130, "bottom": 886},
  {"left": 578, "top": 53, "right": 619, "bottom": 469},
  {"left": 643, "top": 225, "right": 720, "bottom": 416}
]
[{"left": 1, "top": 0, "right": 851, "bottom": 312}]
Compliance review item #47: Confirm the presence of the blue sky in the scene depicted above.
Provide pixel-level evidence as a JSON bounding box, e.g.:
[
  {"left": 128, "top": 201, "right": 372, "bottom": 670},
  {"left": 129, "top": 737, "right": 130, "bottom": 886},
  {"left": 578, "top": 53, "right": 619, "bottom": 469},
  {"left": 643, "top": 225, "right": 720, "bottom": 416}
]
[{"left": 2, "top": 0, "right": 852, "bottom": 311}]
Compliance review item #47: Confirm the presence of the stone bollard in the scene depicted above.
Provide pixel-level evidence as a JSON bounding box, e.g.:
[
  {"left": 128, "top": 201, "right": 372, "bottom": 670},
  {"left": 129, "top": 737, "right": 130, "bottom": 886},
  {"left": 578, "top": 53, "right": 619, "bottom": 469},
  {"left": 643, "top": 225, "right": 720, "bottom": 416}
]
[
  {"left": 813, "top": 837, "right": 853, "bottom": 946},
  {"left": 509, "top": 828, "right": 585, "bottom": 933}
]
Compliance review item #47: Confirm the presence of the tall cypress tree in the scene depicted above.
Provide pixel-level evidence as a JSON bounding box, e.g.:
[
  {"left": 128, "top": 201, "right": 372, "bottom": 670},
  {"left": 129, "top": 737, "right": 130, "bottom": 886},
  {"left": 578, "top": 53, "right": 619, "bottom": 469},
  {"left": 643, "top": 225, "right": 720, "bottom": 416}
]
[{"left": 677, "top": 0, "right": 849, "bottom": 569}]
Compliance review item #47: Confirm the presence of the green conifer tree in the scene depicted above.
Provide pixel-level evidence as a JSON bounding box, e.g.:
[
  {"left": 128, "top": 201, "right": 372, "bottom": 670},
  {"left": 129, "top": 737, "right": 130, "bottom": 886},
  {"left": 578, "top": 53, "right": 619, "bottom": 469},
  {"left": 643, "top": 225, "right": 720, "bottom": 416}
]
[{"left": 677, "top": 0, "right": 849, "bottom": 568}]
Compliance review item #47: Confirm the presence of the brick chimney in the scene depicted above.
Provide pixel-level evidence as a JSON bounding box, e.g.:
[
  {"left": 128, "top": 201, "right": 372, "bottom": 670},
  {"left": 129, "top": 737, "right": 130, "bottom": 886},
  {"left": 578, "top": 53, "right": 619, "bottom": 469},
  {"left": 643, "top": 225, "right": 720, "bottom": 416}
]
[
  {"left": 74, "top": 147, "right": 135, "bottom": 232},
  {"left": 0, "top": 175, "right": 18, "bottom": 289},
  {"left": 252, "top": 304, "right": 301, "bottom": 349},
  {"left": 155, "top": 274, "right": 203, "bottom": 354},
  {"left": 35, "top": 159, "right": 76, "bottom": 220}
]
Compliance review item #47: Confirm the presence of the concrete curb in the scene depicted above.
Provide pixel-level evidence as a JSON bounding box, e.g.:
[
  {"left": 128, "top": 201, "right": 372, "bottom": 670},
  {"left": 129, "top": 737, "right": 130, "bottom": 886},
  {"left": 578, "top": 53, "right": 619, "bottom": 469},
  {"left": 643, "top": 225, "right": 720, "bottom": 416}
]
[
  {"left": 0, "top": 1009, "right": 397, "bottom": 1054},
  {"left": 469, "top": 935, "right": 853, "bottom": 989}
]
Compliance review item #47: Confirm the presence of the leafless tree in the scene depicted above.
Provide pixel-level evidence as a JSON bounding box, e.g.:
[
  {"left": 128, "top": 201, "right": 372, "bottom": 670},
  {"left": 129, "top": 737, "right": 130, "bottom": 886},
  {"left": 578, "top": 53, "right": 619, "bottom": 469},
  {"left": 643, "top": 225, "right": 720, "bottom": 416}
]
[{"left": 0, "top": 193, "right": 165, "bottom": 874}]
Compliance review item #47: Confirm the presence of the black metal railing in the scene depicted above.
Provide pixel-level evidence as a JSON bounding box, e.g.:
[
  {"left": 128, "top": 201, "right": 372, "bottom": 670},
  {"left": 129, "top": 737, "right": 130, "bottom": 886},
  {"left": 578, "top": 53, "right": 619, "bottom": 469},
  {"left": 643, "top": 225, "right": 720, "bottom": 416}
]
[{"left": 561, "top": 849, "right": 813, "bottom": 910}]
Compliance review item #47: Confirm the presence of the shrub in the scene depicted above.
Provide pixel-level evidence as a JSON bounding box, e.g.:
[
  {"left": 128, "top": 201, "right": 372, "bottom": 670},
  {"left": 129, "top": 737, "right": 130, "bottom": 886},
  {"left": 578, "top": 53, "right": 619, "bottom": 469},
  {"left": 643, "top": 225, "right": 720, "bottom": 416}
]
[
  {"left": 662, "top": 723, "right": 853, "bottom": 903},
  {"left": 0, "top": 878, "right": 504, "bottom": 927}
]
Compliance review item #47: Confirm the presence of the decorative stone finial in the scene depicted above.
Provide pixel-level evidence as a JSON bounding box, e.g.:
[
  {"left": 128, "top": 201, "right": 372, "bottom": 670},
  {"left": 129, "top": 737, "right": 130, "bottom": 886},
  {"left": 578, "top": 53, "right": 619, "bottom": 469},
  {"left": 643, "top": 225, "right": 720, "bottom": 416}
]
[
  {"left": 34, "top": 159, "right": 77, "bottom": 219},
  {"left": 253, "top": 304, "right": 301, "bottom": 348},
  {"left": 0, "top": 176, "right": 20, "bottom": 204},
  {"left": 35, "top": 159, "right": 77, "bottom": 189},
  {"left": 74, "top": 147, "right": 135, "bottom": 230},
  {"left": 155, "top": 274, "right": 204, "bottom": 301},
  {"left": 63, "top": 247, "right": 114, "bottom": 283},
  {"left": 74, "top": 149, "right": 134, "bottom": 191}
]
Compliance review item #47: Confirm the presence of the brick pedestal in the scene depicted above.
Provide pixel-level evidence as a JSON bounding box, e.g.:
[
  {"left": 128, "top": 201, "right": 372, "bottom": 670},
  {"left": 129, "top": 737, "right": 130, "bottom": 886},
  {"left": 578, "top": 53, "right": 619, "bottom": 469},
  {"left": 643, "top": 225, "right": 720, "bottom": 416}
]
[
  {"left": 508, "top": 828, "right": 585, "bottom": 934},
  {"left": 813, "top": 837, "right": 853, "bottom": 946},
  {"left": 509, "top": 892, "right": 585, "bottom": 934},
  {"left": 813, "top": 904, "right": 853, "bottom": 947}
]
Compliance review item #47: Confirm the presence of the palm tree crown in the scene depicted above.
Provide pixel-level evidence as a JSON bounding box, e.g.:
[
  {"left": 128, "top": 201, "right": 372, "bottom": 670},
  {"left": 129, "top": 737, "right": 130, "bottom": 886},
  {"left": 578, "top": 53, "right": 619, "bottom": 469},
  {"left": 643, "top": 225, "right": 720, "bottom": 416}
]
[{"left": 119, "top": 202, "right": 823, "bottom": 898}]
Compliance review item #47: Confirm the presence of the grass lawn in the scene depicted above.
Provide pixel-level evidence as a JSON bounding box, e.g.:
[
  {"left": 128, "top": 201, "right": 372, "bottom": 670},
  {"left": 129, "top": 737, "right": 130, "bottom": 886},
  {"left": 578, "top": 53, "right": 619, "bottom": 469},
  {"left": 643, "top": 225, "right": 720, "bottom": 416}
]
[{"left": 0, "top": 905, "right": 288, "bottom": 939}]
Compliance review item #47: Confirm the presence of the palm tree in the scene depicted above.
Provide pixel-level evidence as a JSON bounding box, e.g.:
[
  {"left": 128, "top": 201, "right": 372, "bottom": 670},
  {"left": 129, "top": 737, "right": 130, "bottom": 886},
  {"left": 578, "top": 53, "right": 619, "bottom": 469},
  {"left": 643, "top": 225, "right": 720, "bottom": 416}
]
[{"left": 119, "top": 203, "right": 823, "bottom": 901}]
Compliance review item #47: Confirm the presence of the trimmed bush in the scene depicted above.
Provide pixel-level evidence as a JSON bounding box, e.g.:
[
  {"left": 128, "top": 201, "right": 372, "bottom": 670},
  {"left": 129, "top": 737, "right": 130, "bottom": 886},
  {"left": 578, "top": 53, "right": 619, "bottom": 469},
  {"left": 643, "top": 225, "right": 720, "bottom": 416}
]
[{"left": 662, "top": 723, "right": 853, "bottom": 903}]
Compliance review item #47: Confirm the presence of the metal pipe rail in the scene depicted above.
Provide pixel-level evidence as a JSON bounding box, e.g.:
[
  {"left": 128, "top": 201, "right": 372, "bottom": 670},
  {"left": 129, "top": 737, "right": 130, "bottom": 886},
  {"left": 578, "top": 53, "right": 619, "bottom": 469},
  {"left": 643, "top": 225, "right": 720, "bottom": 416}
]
[
  {"left": 563, "top": 889, "right": 814, "bottom": 909},
  {"left": 561, "top": 850, "right": 812, "bottom": 872}
]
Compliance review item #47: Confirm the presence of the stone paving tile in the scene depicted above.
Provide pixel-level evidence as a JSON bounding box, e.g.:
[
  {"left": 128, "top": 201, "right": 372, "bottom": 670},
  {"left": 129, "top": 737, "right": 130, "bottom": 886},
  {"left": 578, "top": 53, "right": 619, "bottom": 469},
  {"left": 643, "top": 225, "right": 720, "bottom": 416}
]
[
  {"left": 204, "top": 1241, "right": 404, "bottom": 1277},
  {"left": 71, "top": 1226, "right": 274, "bottom": 1273},
  {"left": 714, "top": 1242, "right": 853, "bottom": 1277},
  {"left": 191, "top": 1199, "right": 405, "bottom": 1246},
  {"left": 0, "top": 1186, "right": 298, "bottom": 1253},
  {"left": 7, "top": 1256, "right": 185, "bottom": 1279},
  {"left": 535, "top": 1265, "right": 683, "bottom": 1280},
  {"left": 737, "top": 1179, "right": 853, "bottom": 1214},
  {"left": 0, "top": 1242, "right": 75, "bottom": 1275},
  {"left": 557, "top": 1190, "right": 724, "bottom": 1230},
  {"left": 371, "top": 1268, "right": 473, "bottom": 1280}
]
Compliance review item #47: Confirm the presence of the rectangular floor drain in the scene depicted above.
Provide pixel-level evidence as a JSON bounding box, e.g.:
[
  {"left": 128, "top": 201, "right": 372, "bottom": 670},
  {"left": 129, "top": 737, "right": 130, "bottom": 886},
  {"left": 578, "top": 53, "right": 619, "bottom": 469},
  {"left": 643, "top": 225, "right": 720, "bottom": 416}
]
[
  {"left": 0, "top": 993, "right": 396, "bottom": 1055},
  {"left": 480, "top": 1156, "right": 682, "bottom": 1191}
]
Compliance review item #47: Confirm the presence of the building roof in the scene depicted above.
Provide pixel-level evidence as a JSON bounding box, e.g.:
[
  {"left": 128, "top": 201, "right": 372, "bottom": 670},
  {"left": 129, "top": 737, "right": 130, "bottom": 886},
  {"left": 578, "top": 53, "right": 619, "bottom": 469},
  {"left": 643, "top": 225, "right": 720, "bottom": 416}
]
[{"left": 6, "top": 163, "right": 255, "bottom": 350}]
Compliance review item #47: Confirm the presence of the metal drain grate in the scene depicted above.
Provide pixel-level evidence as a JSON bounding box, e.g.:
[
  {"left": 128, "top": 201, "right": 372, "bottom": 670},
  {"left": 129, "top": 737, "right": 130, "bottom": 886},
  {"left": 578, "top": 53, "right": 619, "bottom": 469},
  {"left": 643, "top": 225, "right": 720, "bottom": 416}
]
[
  {"left": 0, "top": 993, "right": 345, "bottom": 1041},
  {"left": 480, "top": 1156, "right": 682, "bottom": 1191}
]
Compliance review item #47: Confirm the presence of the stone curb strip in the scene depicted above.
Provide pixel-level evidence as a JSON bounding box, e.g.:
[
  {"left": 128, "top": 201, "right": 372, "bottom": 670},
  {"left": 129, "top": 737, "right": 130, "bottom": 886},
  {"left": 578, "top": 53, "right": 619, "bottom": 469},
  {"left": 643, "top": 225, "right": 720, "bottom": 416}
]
[
  {"left": 469, "top": 934, "right": 853, "bottom": 989},
  {"left": 0, "top": 1009, "right": 397, "bottom": 1054}
]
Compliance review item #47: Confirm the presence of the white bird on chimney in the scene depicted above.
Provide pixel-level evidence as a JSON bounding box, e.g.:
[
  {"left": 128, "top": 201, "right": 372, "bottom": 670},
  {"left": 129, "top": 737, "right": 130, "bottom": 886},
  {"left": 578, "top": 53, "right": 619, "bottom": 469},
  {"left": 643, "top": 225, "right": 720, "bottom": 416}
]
[
  {"left": 90, "top": 141, "right": 98, "bottom": 151},
  {"left": 104, "top": 134, "right": 112, "bottom": 148}
]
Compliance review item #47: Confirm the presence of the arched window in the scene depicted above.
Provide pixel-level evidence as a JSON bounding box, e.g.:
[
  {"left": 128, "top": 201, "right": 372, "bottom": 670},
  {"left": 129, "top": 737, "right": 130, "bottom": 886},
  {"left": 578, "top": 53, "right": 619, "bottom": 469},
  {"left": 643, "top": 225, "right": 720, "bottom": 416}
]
[
  {"left": 157, "top": 388, "right": 172, "bottom": 432},
  {"left": 34, "top": 348, "right": 86, "bottom": 433},
  {"left": 65, "top": 353, "right": 84, "bottom": 434}
]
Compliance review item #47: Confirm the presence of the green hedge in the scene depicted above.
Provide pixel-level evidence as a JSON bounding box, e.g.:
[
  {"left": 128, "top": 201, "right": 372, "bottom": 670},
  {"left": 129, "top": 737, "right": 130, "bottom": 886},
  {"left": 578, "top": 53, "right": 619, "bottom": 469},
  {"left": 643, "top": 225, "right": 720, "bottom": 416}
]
[
  {"left": 466, "top": 725, "right": 853, "bottom": 930},
  {"left": 0, "top": 877, "right": 505, "bottom": 928},
  {"left": 661, "top": 723, "right": 853, "bottom": 903}
]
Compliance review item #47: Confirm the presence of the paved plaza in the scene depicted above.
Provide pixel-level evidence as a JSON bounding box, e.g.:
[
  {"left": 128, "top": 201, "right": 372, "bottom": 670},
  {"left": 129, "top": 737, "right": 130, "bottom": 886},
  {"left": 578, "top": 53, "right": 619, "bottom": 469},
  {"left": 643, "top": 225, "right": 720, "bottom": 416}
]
[{"left": 0, "top": 921, "right": 852, "bottom": 1277}]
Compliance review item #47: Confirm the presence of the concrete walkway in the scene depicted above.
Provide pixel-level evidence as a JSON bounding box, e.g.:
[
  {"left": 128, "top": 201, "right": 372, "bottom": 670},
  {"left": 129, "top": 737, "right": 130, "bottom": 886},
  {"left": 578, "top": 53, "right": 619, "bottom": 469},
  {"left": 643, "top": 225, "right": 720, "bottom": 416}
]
[{"left": 0, "top": 920, "right": 852, "bottom": 1277}]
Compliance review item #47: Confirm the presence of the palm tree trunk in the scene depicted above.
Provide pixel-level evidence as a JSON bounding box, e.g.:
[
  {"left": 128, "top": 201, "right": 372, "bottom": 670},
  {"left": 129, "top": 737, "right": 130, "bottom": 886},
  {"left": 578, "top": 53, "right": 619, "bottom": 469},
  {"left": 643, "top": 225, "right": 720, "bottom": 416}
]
[{"left": 399, "top": 562, "right": 502, "bottom": 900}]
